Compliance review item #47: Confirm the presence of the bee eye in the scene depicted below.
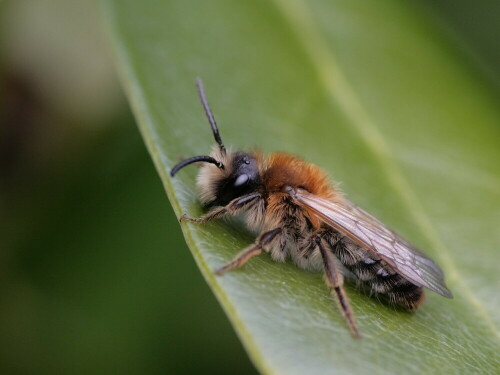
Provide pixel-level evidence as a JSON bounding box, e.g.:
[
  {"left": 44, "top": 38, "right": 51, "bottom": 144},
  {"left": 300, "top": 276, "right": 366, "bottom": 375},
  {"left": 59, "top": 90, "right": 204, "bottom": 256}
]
[{"left": 234, "top": 174, "right": 249, "bottom": 187}]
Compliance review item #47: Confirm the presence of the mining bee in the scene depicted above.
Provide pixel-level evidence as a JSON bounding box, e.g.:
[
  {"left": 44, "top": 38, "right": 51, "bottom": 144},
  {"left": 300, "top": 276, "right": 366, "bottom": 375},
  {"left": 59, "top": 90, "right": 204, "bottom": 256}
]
[{"left": 171, "top": 78, "right": 453, "bottom": 338}]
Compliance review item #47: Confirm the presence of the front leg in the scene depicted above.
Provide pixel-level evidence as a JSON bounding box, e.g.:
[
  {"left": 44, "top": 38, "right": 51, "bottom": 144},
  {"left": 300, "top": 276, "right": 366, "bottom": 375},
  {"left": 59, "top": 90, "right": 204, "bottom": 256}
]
[{"left": 180, "top": 192, "right": 262, "bottom": 223}]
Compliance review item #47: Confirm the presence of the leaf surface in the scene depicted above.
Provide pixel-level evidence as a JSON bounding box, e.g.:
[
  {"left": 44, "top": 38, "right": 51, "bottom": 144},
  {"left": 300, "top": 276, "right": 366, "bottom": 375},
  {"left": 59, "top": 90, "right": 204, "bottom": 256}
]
[{"left": 102, "top": 0, "right": 500, "bottom": 373}]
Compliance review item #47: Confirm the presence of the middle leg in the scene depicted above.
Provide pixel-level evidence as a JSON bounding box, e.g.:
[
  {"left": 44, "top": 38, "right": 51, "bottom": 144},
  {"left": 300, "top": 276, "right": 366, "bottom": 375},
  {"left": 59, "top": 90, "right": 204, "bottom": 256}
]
[{"left": 215, "top": 228, "right": 283, "bottom": 275}]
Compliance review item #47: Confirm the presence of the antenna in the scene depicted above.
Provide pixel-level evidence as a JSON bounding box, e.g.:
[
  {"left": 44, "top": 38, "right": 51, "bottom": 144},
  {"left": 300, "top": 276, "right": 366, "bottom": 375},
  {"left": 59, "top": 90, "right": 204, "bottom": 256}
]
[
  {"left": 170, "top": 155, "right": 224, "bottom": 177},
  {"left": 196, "top": 78, "right": 226, "bottom": 154}
]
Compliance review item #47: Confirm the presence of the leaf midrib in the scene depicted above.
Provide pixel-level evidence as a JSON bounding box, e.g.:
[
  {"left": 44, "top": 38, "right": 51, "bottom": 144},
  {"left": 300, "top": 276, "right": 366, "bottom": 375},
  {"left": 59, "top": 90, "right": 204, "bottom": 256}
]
[{"left": 271, "top": 0, "right": 499, "bottom": 340}]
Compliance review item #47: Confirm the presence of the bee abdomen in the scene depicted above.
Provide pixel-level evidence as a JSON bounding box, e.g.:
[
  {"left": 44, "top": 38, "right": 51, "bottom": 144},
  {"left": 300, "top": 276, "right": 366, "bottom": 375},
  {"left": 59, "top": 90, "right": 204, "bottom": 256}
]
[
  {"left": 347, "top": 257, "right": 424, "bottom": 310},
  {"left": 324, "top": 233, "right": 425, "bottom": 309}
]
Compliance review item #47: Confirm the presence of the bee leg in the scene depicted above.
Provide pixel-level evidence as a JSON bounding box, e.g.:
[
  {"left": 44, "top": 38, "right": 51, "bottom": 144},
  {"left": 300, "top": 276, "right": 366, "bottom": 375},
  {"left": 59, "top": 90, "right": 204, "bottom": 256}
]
[
  {"left": 180, "top": 192, "right": 261, "bottom": 223},
  {"left": 215, "top": 228, "right": 282, "bottom": 275},
  {"left": 315, "top": 235, "right": 361, "bottom": 339}
]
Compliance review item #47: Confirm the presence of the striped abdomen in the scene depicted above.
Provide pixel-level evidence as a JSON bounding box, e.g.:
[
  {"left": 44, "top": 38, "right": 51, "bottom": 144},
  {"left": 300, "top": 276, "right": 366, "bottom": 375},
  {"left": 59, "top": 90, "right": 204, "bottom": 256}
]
[{"left": 330, "top": 235, "right": 424, "bottom": 309}]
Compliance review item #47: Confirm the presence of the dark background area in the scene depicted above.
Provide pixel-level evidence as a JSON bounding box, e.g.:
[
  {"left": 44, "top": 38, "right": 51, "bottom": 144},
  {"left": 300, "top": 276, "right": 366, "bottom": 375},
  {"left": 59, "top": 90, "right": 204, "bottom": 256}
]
[{"left": 0, "top": 0, "right": 498, "bottom": 374}]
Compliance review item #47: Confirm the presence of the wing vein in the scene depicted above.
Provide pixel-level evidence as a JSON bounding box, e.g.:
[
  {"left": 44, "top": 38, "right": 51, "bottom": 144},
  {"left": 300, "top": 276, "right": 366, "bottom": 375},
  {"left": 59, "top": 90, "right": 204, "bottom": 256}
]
[{"left": 291, "top": 189, "right": 453, "bottom": 298}]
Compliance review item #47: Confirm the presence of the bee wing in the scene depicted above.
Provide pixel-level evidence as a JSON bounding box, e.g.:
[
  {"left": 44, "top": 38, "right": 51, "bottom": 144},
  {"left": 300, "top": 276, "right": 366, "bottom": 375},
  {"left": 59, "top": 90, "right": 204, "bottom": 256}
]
[{"left": 291, "top": 188, "right": 453, "bottom": 298}]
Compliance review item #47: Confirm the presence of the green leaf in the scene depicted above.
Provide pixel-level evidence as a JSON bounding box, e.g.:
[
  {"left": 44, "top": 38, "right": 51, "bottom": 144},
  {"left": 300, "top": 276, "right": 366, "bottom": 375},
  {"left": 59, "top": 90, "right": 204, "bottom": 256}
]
[{"left": 101, "top": 0, "right": 500, "bottom": 373}]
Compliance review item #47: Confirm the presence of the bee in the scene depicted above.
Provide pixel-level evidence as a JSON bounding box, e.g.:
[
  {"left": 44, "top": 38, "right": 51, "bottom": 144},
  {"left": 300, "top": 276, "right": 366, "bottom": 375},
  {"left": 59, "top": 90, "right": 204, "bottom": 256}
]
[{"left": 171, "top": 78, "right": 453, "bottom": 338}]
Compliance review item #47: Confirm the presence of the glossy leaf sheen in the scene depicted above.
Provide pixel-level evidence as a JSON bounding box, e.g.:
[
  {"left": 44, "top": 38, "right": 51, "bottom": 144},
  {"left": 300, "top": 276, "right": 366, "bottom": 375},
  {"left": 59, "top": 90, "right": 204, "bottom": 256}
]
[{"left": 102, "top": 0, "right": 500, "bottom": 373}]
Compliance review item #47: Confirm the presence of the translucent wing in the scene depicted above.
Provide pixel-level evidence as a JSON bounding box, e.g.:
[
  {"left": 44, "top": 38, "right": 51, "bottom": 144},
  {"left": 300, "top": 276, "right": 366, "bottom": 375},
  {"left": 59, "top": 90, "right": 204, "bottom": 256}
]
[{"left": 290, "top": 188, "right": 453, "bottom": 298}]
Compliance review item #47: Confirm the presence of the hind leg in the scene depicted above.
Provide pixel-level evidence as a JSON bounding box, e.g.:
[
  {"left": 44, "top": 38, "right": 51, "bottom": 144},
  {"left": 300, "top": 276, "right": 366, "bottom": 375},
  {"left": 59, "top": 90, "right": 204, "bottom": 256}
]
[{"left": 315, "top": 235, "right": 361, "bottom": 338}]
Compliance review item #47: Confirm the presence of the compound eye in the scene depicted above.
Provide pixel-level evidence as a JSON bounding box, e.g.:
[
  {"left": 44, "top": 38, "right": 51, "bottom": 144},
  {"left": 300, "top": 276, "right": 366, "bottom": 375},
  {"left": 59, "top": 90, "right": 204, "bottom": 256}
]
[{"left": 234, "top": 174, "right": 249, "bottom": 187}]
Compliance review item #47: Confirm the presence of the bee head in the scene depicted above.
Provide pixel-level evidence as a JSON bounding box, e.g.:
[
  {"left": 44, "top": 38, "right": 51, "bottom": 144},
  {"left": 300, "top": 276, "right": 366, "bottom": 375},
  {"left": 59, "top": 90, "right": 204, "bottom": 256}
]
[{"left": 171, "top": 78, "right": 261, "bottom": 206}]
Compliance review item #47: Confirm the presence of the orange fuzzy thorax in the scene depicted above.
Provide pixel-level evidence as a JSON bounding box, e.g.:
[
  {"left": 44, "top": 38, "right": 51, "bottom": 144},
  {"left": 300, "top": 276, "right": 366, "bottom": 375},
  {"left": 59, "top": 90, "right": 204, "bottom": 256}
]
[
  {"left": 261, "top": 152, "right": 339, "bottom": 230},
  {"left": 263, "top": 152, "right": 336, "bottom": 199}
]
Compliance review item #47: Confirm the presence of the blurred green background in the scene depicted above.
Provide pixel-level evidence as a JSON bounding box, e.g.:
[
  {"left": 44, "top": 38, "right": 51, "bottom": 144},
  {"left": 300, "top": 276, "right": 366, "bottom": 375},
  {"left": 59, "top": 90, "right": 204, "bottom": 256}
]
[
  {"left": 0, "top": 0, "right": 498, "bottom": 374},
  {"left": 0, "top": 1, "right": 255, "bottom": 374}
]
